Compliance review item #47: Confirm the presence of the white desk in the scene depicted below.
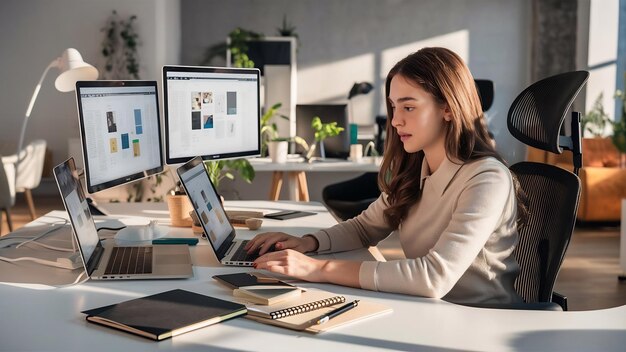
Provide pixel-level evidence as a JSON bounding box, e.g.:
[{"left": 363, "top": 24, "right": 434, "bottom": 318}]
[
  {"left": 1, "top": 201, "right": 625, "bottom": 352},
  {"left": 249, "top": 157, "right": 381, "bottom": 201}
]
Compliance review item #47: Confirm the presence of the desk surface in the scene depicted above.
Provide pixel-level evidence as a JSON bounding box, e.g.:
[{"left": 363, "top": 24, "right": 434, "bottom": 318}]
[
  {"left": 249, "top": 156, "right": 381, "bottom": 172},
  {"left": 1, "top": 201, "right": 625, "bottom": 352}
]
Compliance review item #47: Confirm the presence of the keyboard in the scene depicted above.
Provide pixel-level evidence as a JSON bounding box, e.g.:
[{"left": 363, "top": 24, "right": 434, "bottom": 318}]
[
  {"left": 229, "top": 240, "right": 259, "bottom": 262},
  {"left": 104, "top": 246, "right": 153, "bottom": 275}
]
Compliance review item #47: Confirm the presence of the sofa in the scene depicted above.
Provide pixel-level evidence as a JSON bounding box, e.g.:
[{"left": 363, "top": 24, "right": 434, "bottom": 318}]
[{"left": 527, "top": 137, "right": 626, "bottom": 222}]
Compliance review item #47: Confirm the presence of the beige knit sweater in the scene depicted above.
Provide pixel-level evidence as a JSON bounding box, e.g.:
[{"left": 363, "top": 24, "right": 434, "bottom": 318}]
[{"left": 312, "top": 156, "right": 522, "bottom": 304}]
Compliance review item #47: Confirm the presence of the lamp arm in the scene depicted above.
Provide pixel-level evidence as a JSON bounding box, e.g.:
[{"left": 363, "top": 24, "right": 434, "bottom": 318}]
[
  {"left": 17, "top": 59, "right": 59, "bottom": 165},
  {"left": 14, "top": 58, "right": 60, "bottom": 189}
]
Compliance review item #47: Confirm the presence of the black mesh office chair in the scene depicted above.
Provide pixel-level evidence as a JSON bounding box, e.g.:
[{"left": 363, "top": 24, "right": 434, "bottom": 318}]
[
  {"left": 505, "top": 71, "right": 588, "bottom": 310},
  {"left": 323, "top": 79, "right": 495, "bottom": 221}
]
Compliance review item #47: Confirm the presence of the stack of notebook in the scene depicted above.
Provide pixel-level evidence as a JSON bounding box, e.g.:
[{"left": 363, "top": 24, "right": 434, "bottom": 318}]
[
  {"left": 213, "top": 272, "right": 392, "bottom": 333},
  {"left": 244, "top": 288, "right": 392, "bottom": 333}
]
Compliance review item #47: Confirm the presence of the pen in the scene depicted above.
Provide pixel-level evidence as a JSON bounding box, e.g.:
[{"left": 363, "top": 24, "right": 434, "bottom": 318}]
[{"left": 315, "top": 300, "right": 359, "bottom": 325}]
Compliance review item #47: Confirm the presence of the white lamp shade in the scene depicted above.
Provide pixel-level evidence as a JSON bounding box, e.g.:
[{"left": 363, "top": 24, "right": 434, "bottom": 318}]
[{"left": 54, "top": 48, "right": 99, "bottom": 92}]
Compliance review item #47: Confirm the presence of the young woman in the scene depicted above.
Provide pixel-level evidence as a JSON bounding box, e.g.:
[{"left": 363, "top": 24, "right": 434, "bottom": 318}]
[{"left": 245, "top": 47, "right": 526, "bottom": 304}]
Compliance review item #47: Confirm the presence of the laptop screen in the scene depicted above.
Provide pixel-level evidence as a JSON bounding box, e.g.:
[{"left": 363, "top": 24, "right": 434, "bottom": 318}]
[
  {"left": 177, "top": 158, "right": 234, "bottom": 252},
  {"left": 53, "top": 158, "right": 99, "bottom": 263}
]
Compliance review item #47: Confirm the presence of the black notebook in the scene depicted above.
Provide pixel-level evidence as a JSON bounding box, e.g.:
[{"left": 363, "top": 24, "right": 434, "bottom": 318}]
[{"left": 82, "top": 289, "right": 247, "bottom": 341}]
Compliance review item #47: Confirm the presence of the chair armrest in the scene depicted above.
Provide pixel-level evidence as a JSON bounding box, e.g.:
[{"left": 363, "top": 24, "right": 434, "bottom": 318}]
[
  {"left": 552, "top": 292, "right": 568, "bottom": 311},
  {"left": 2, "top": 154, "right": 18, "bottom": 164}
]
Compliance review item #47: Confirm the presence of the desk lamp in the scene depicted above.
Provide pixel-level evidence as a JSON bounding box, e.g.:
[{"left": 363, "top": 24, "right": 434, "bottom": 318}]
[
  {"left": 17, "top": 48, "right": 98, "bottom": 175},
  {"left": 347, "top": 82, "right": 374, "bottom": 145}
]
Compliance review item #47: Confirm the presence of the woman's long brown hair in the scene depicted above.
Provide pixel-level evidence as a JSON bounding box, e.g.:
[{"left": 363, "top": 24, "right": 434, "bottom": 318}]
[{"left": 378, "top": 47, "right": 528, "bottom": 229}]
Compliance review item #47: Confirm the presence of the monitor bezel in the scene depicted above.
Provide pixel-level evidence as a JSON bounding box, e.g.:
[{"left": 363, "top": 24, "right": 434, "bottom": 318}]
[
  {"left": 75, "top": 80, "right": 165, "bottom": 194},
  {"left": 162, "top": 65, "right": 262, "bottom": 165}
]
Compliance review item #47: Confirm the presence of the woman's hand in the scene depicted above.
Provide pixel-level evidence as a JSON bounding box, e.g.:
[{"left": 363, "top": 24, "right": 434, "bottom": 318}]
[
  {"left": 245, "top": 232, "right": 318, "bottom": 255},
  {"left": 253, "top": 249, "right": 328, "bottom": 282}
]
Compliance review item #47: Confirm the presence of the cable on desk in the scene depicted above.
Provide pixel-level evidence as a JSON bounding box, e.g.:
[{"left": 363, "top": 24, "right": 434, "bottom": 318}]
[
  {"left": 96, "top": 226, "right": 126, "bottom": 232},
  {"left": 15, "top": 220, "right": 69, "bottom": 250},
  {"left": 54, "top": 271, "right": 88, "bottom": 288}
]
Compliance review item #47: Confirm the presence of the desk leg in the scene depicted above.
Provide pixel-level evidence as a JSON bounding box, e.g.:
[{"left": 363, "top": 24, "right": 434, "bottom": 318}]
[
  {"left": 296, "top": 171, "right": 310, "bottom": 202},
  {"left": 269, "top": 171, "right": 283, "bottom": 201},
  {"left": 287, "top": 172, "right": 300, "bottom": 201}
]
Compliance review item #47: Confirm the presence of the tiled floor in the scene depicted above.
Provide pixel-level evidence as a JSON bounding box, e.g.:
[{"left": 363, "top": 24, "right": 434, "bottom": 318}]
[{"left": 3, "top": 195, "right": 625, "bottom": 311}]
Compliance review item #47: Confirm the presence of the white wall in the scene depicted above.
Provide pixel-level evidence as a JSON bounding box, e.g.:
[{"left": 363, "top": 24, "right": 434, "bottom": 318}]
[
  {"left": 0, "top": 0, "right": 180, "bottom": 175},
  {"left": 181, "top": 0, "right": 532, "bottom": 164}
]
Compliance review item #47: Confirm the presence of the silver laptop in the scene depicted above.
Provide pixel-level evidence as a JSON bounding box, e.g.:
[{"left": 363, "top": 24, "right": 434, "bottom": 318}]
[
  {"left": 53, "top": 157, "right": 193, "bottom": 280},
  {"left": 177, "top": 156, "right": 259, "bottom": 266}
]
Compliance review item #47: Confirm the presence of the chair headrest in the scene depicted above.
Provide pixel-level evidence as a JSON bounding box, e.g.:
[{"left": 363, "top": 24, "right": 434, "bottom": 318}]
[{"left": 507, "top": 71, "right": 588, "bottom": 154}]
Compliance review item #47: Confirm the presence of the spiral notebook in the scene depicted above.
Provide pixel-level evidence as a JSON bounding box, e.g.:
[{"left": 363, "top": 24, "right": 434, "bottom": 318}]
[
  {"left": 245, "top": 289, "right": 345, "bottom": 319},
  {"left": 243, "top": 289, "right": 392, "bottom": 333}
]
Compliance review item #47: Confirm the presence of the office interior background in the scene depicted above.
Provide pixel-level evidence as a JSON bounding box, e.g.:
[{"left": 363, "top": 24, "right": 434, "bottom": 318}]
[{"left": 1, "top": 0, "right": 625, "bottom": 310}]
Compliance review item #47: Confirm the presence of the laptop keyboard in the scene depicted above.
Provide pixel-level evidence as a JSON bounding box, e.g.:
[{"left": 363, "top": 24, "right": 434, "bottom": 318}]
[
  {"left": 230, "top": 240, "right": 258, "bottom": 262},
  {"left": 104, "top": 246, "right": 153, "bottom": 275}
]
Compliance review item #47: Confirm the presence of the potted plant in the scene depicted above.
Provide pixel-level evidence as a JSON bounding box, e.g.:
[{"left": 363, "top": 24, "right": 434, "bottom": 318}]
[
  {"left": 204, "top": 159, "right": 255, "bottom": 190},
  {"left": 311, "top": 116, "right": 345, "bottom": 159},
  {"left": 611, "top": 79, "right": 626, "bottom": 166},
  {"left": 260, "top": 102, "right": 289, "bottom": 157},
  {"left": 201, "top": 27, "right": 263, "bottom": 67}
]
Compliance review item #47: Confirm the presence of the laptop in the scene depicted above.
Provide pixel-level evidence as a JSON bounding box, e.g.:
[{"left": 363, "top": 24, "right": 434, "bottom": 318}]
[
  {"left": 177, "top": 156, "right": 259, "bottom": 266},
  {"left": 53, "top": 157, "right": 193, "bottom": 280}
]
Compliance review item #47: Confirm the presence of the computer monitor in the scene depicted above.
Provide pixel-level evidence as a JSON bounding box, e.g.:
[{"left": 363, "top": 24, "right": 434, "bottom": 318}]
[
  {"left": 231, "top": 39, "right": 292, "bottom": 75},
  {"left": 162, "top": 65, "right": 261, "bottom": 164},
  {"left": 75, "top": 80, "right": 164, "bottom": 194},
  {"left": 295, "top": 104, "right": 350, "bottom": 159}
]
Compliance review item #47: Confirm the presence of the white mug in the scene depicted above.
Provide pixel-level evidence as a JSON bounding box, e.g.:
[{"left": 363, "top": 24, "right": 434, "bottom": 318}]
[{"left": 349, "top": 144, "right": 363, "bottom": 162}]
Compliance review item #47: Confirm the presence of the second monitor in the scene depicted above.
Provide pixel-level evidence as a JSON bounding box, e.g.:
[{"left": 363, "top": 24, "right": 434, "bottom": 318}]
[
  {"left": 163, "top": 65, "right": 261, "bottom": 164},
  {"left": 296, "top": 104, "right": 350, "bottom": 159}
]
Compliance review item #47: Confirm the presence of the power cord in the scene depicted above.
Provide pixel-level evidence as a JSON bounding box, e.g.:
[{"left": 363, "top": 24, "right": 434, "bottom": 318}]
[
  {"left": 53, "top": 271, "right": 89, "bottom": 288},
  {"left": 0, "top": 252, "right": 83, "bottom": 270}
]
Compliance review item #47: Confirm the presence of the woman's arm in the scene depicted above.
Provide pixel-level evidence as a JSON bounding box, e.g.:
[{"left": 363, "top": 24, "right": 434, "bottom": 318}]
[{"left": 310, "top": 193, "right": 395, "bottom": 253}]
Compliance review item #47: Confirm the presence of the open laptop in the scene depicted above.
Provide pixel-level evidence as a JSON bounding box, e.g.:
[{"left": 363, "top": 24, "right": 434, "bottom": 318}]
[
  {"left": 177, "top": 156, "right": 259, "bottom": 266},
  {"left": 53, "top": 157, "right": 193, "bottom": 280}
]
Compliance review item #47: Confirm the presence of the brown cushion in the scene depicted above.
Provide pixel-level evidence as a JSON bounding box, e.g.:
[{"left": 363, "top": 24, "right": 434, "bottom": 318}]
[{"left": 583, "top": 137, "right": 620, "bottom": 167}]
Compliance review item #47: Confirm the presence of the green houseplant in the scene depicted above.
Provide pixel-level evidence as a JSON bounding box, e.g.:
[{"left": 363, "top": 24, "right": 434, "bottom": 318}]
[
  {"left": 582, "top": 93, "right": 610, "bottom": 137},
  {"left": 201, "top": 28, "right": 263, "bottom": 67},
  {"left": 311, "top": 116, "right": 345, "bottom": 159},
  {"left": 101, "top": 10, "right": 140, "bottom": 80}
]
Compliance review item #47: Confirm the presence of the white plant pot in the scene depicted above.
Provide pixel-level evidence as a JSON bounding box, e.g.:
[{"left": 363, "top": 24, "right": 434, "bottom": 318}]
[{"left": 268, "top": 140, "right": 289, "bottom": 163}]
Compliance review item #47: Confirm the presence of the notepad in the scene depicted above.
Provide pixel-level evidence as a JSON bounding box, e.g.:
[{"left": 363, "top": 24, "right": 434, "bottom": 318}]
[
  {"left": 245, "top": 289, "right": 345, "bottom": 319},
  {"left": 244, "top": 289, "right": 392, "bottom": 334},
  {"left": 82, "top": 289, "right": 247, "bottom": 341}
]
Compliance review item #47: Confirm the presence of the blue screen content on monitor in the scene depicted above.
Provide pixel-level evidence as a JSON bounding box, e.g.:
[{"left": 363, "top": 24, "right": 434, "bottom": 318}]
[
  {"left": 75, "top": 81, "right": 164, "bottom": 194},
  {"left": 163, "top": 66, "right": 261, "bottom": 164}
]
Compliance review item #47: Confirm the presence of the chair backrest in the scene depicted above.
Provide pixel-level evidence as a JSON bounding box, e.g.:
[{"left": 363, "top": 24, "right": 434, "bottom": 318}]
[
  {"left": 507, "top": 71, "right": 588, "bottom": 304},
  {"left": 15, "top": 139, "right": 47, "bottom": 190},
  {"left": 474, "top": 79, "right": 494, "bottom": 112},
  {"left": 510, "top": 162, "right": 580, "bottom": 303},
  {"left": 0, "top": 154, "right": 15, "bottom": 209}
]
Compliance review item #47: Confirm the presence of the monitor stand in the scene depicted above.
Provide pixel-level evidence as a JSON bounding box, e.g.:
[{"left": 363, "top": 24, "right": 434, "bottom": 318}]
[{"left": 114, "top": 220, "right": 167, "bottom": 242}]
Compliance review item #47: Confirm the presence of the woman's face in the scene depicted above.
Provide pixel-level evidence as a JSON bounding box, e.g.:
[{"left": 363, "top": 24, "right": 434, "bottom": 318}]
[{"left": 388, "top": 74, "right": 450, "bottom": 154}]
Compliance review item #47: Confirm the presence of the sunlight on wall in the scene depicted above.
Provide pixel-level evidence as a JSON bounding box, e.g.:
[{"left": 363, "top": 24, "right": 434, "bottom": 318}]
[
  {"left": 380, "top": 30, "right": 470, "bottom": 79},
  {"left": 297, "top": 53, "right": 376, "bottom": 126},
  {"left": 297, "top": 30, "right": 470, "bottom": 125}
]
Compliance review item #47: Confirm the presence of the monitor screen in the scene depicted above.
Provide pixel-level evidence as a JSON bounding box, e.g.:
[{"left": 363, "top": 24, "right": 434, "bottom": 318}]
[
  {"left": 75, "top": 81, "right": 164, "bottom": 194},
  {"left": 295, "top": 104, "right": 350, "bottom": 159},
  {"left": 162, "top": 65, "right": 261, "bottom": 164},
  {"left": 238, "top": 39, "right": 292, "bottom": 75}
]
